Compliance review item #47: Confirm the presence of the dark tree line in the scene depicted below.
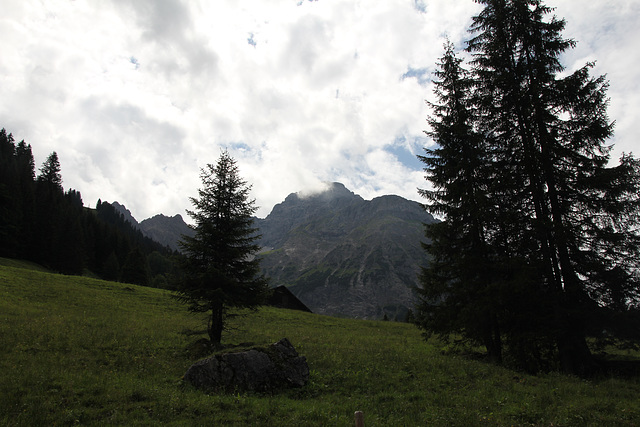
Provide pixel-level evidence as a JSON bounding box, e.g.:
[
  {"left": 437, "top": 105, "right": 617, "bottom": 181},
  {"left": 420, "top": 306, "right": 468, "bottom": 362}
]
[
  {"left": 416, "top": 0, "right": 640, "bottom": 375},
  {"left": 0, "top": 128, "right": 178, "bottom": 287}
]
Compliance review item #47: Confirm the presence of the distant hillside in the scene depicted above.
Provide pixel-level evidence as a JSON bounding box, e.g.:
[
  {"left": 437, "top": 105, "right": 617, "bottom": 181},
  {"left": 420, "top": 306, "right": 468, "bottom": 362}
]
[{"left": 255, "top": 182, "right": 437, "bottom": 319}]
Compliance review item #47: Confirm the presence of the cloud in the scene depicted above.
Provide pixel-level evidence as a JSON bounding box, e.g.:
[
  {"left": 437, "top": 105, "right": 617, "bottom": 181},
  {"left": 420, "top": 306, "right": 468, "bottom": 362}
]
[
  {"left": 553, "top": 0, "right": 640, "bottom": 158},
  {"left": 1, "top": 0, "right": 638, "bottom": 221}
]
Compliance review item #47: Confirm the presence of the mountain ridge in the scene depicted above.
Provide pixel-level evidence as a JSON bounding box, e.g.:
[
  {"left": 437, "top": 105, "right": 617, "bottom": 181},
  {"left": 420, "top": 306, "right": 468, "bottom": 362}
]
[
  {"left": 110, "top": 202, "right": 194, "bottom": 252},
  {"left": 112, "top": 182, "right": 435, "bottom": 319}
]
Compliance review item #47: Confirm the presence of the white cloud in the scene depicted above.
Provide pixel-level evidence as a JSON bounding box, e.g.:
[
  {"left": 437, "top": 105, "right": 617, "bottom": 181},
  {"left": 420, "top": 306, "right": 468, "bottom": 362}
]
[
  {"left": 1, "top": 0, "right": 638, "bottom": 220},
  {"left": 553, "top": 0, "right": 640, "bottom": 158}
]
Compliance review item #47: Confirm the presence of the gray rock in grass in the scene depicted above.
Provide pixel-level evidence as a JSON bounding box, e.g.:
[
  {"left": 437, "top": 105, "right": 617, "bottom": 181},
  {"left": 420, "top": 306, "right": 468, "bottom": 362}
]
[{"left": 183, "top": 338, "right": 309, "bottom": 392}]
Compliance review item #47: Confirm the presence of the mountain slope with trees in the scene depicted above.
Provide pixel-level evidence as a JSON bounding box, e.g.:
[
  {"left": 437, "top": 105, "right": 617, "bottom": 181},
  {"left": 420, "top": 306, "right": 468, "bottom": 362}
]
[{"left": 111, "top": 201, "right": 194, "bottom": 252}]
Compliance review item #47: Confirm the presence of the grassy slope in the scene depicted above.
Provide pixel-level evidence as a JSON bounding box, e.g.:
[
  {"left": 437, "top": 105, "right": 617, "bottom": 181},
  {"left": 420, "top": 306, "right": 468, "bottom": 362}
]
[{"left": 1, "top": 262, "right": 639, "bottom": 426}]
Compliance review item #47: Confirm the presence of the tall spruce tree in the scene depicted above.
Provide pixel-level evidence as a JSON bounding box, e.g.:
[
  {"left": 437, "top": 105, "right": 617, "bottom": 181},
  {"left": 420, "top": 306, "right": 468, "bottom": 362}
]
[
  {"left": 121, "top": 247, "right": 150, "bottom": 286},
  {"left": 34, "top": 152, "right": 66, "bottom": 267},
  {"left": 0, "top": 129, "right": 17, "bottom": 255},
  {"left": 472, "top": 0, "right": 640, "bottom": 374},
  {"left": 176, "top": 150, "right": 270, "bottom": 345},
  {"left": 38, "top": 151, "right": 63, "bottom": 191},
  {"left": 14, "top": 140, "right": 36, "bottom": 258},
  {"left": 416, "top": 42, "right": 504, "bottom": 363},
  {"left": 418, "top": 0, "right": 640, "bottom": 374}
]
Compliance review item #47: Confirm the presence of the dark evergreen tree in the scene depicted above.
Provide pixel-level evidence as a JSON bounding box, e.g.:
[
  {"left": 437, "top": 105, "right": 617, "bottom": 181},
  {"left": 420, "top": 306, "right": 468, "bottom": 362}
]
[
  {"left": 0, "top": 129, "right": 16, "bottom": 255},
  {"left": 102, "top": 252, "right": 120, "bottom": 282},
  {"left": 0, "top": 127, "right": 179, "bottom": 281},
  {"left": 66, "top": 189, "right": 83, "bottom": 209},
  {"left": 176, "top": 150, "right": 270, "bottom": 345},
  {"left": 14, "top": 140, "right": 36, "bottom": 258},
  {"left": 416, "top": 42, "right": 504, "bottom": 363},
  {"left": 33, "top": 152, "right": 66, "bottom": 267},
  {"left": 417, "top": 0, "right": 640, "bottom": 374},
  {"left": 472, "top": 0, "right": 640, "bottom": 374},
  {"left": 148, "top": 250, "right": 175, "bottom": 289},
  {"left": 38, "top": 151, "right": 63, "bottom": 191},
  {"left": 52, "top": 199, "right": 86, "bottom": 275}
]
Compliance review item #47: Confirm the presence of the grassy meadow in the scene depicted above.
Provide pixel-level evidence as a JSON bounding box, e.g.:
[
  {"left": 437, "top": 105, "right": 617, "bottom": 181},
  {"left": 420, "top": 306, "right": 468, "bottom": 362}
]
[{"left": 1, "top": 259, "right": 639, "bottom": 426}]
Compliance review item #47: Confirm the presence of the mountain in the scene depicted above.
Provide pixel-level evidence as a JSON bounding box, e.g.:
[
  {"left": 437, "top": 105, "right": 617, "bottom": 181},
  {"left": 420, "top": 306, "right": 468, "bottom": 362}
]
[
  {"left": 111, "top": 202, "right": 194, "bottom": 252},
  {"left": 111, "top": 201, "right": 141, "bottom": 230},
  {"left": 140, "top": 214, "right": 194, "bottom": 252},
  {"left": 110, "top": 183, "right": 436, "bottom": 319},
  {"left": 256, "top": 182, "right": 436, "bottom": 319}
]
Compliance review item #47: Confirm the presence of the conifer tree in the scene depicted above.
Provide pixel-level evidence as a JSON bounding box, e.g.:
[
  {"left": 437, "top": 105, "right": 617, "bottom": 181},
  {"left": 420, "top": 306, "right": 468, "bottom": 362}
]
[
  {"left": 0, "top": 129, "right": 16, "bottom": 255},
  {"left": 38, "top": 151, "right": 63, "bottom": 191},
  {"left": 33, "top": 152, "right": 66, "bottom": 266},
  {"left": 176, "top": 150, "right": 270, "bottom": 345},
  {"left": 418, "top": 0, "right": 640, "bottom": 374},
  {"left": 14, "top": 141, "right": 36, "bottom": 258},
  {"left": 472, "top": 0, "right": 640, "bottom": 374},
  {"left": 416, "top": 42, "right": 504, "bottom": 363}
]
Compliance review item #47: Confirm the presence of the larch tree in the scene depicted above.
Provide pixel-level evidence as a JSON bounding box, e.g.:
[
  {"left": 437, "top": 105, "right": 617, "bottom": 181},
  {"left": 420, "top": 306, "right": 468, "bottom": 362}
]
[{"left": 177, "top": 150, "right": 270, "bottom": 345}]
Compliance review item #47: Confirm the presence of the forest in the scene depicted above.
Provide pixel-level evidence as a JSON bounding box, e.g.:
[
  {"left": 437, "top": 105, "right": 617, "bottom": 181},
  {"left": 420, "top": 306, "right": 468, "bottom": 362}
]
[{"left": 0, "top": 128, "right": 178, "bottom": 288}]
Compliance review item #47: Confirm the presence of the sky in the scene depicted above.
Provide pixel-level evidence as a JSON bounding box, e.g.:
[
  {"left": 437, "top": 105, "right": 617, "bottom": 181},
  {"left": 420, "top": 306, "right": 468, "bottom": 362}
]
[{"left": 2, "top": 0, "right": 639, "bottom": 220}]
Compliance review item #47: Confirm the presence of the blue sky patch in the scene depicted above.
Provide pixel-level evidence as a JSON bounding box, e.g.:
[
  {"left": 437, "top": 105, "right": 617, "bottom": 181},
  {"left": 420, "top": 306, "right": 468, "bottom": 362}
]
[
  {"left": 247, "top": 33, "right": 257, "bottom": 47},
  {"left": 401, "top": 66, "right": 430, "bottom": 86},
  {"left": 413, "top": 0, "right": 427, "bottom": 13},
  {"left": 386, "top": 135, "right": 426, "bottom": 171}
]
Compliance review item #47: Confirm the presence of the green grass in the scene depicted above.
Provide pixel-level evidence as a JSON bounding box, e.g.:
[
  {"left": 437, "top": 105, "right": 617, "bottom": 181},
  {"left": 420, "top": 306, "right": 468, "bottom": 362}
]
[
  {"left": 1, "top": 261, "right": 639, "bottom": 426},
  {"left": 0, "top": 257, "right": 51, "bottom": 272}
]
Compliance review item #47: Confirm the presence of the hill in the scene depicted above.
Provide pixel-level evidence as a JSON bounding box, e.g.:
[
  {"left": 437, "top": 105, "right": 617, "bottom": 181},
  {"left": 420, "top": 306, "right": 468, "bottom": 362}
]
[
  {"left": 1, "top": 262, "right": 639, "bottom": 425},
  {"left": 256, "top": 182, "right": 437, "bottom": 319}
]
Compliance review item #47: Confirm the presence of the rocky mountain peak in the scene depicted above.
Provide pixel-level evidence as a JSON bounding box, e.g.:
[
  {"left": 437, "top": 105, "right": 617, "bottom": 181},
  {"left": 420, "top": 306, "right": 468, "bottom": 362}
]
[
  {"left": 110, "top": 183, "right": 437, "bottom": 319},
  {"left": 140, "top": 214, "right": 194, "bottom": 252},
  {"left": 110, "top": 202, "right": 193, "bottom": 252},
  {"left": 259, "top": 182, "right": 366, "bottom": 249},
  {"left": 111, "top": 201, "right": 140, "bottom": 229},
  {"left": 256, "top": 183, "right": 437, "bottom": 319},
  {"left": 281, "top": 182, "right": 362, "bottom": 205}
]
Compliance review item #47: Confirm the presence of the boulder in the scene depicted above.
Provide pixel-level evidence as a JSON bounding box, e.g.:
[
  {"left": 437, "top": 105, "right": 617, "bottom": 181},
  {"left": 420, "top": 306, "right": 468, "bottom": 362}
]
[{"left": 183, "top": 338, "right": 309, "bottom": 392}]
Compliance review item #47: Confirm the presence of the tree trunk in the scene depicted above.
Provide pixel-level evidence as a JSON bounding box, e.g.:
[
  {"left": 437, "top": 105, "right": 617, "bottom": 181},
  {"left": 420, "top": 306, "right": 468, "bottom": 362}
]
[
  {"left": 554, "top": 302, "right": 599, "bottom": 376},
  {"left": 208, "top": 304, "right": 224, "bottom": 345},
  {"left": 557, "top": 331, "right": 598, "bottom": 376},
  {"left": 483, "top": 312, "right": 503, "bottom": 364}
]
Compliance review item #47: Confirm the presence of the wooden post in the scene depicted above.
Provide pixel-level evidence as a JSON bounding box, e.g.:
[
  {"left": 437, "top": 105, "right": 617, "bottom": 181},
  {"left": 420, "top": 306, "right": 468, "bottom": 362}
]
[{"left": 355, "top": 411, "right": 364, "bottom": 427}]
